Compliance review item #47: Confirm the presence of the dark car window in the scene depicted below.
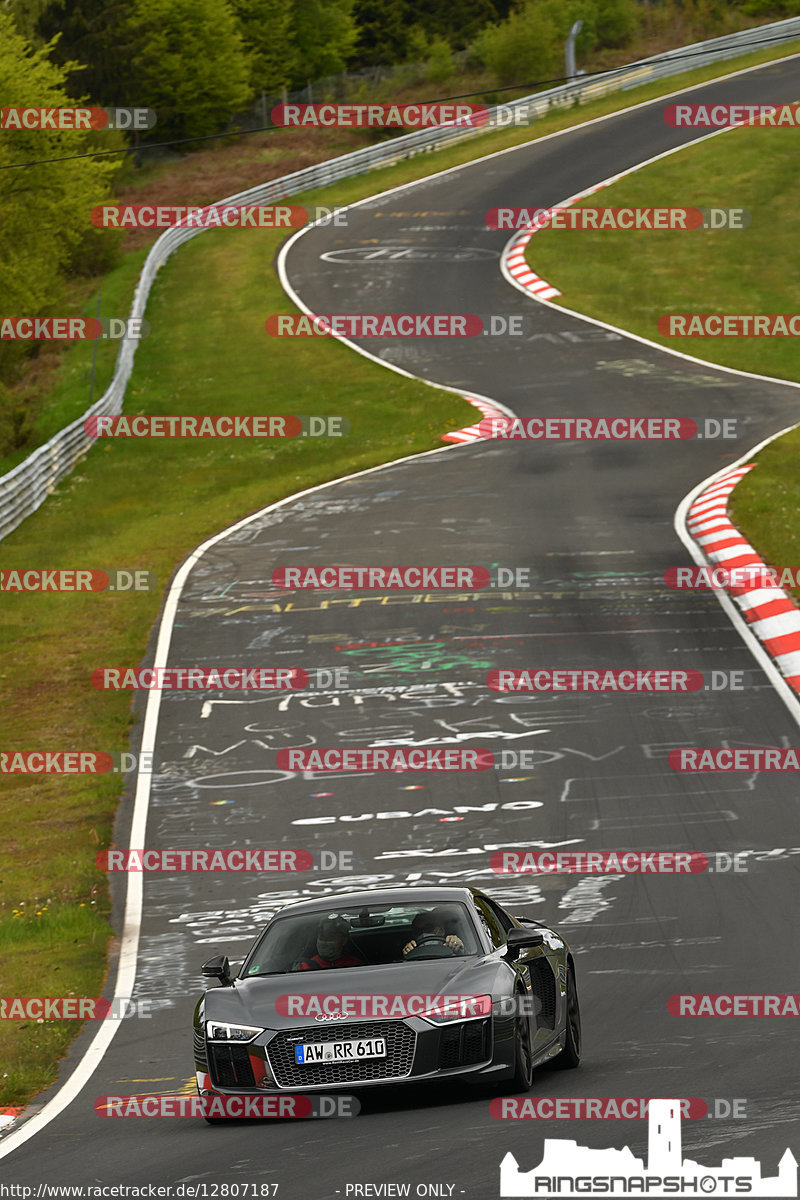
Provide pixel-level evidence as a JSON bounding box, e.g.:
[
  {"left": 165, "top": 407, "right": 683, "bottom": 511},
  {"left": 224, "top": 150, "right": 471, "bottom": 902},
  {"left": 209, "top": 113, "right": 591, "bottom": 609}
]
[
  {"left": 472, "top": 895, "right": 506, "bottom": 949},
  {"left": 482, "top": 894, "right": 515, "bottom": 935},
  {"left": 241, "top": 901, "right": 482, "bottom": 975}
]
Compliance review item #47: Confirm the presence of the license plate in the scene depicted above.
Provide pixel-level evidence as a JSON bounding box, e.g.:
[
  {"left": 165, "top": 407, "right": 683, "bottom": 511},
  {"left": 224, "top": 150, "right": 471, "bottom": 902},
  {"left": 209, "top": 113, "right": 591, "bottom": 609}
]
[{"left": 295, "top": 1037, "right": 386, "bottom": 1064}]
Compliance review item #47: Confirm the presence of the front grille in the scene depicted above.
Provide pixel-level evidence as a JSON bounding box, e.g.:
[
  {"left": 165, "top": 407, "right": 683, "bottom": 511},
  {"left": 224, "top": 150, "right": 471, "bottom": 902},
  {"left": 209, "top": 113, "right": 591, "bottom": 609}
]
[
  {"left": 529, "top": 959, "right": 556, "bottom": 1028},
  {"left": 437, "top": 1019, "right": 490, "bottom": 1069},
  {"left": 193, "top": 1027, "right": 208, "bottom": 1071},
  {"left": 268, "top": 1022, "right": 416, "bottom": 1087},
  {"left": 207, "top": 1042, "right": 257, "bottom": 1089}
]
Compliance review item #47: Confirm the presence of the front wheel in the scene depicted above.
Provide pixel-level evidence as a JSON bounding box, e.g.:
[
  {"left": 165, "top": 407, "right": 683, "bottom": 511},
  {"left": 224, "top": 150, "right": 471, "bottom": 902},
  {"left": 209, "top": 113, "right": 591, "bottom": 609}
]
[
  {"left": 552, "top": 966, "right": 581, "bottom": 1069},
  {"left": 509, "top": 1008, "right": 534, "bottom": 1092}
]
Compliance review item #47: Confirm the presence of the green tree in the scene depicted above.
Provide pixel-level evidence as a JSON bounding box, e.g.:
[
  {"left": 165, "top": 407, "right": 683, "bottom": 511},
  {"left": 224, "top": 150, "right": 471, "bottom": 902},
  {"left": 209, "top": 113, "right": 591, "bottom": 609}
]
[
  {"left": 0, "top": 11, "right": 120, "bottom": 450},
  {"left": 123, "top": 0, "right": 254, "bottom": 138},
  {"left": 351, "top": 0, "right": 415, "bottom": 65},
  {"left": 471, "top": 0, "right": 561, "bottom": 84},
  {"left": 229, "top": 0, "right": 296, "bottom": 93},
  {"left": 38, "top": 0, "right": 253, "bottom": 139},
  {"left": 289, "top": 0, "right": 359, "bottom": 83},
  {"left": 36, "top": 0, "right": 144, "bottom": 106}
]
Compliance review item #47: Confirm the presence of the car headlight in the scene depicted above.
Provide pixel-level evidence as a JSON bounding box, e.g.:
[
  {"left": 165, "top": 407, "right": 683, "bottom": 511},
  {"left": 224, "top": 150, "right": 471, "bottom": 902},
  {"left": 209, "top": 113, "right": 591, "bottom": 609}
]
[
  {"left": 206, "top": 1021, "right": 264, "bottom": 1042},
  {"left": 419, "top": 995, "right": 493, "bottom": 1025}
]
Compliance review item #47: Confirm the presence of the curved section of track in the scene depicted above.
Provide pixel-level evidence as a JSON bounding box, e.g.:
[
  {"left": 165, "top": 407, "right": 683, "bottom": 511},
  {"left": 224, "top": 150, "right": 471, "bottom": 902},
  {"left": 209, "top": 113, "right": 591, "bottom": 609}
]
[{"left": 3, "top": 56, "right": 800, "bottom": 1195}]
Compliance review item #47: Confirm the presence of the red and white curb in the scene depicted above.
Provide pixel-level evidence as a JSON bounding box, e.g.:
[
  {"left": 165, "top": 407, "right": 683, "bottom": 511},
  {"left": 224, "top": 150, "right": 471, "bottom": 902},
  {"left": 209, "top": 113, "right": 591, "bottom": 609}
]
[
  {"left": 0, "top": 1108, "right": 22, "bottom": 1132},
  {"left": 502, "top": 179, "right": 618, "bottom": 301},
  {"left": 504, "top": 229, "right": 561, "bottom": 300},
  {"left": 441, "top": 393, "right": 512, "bottom": 444},
  {"left": 686, "top": 465, "right": 800, "bottom": 694}
]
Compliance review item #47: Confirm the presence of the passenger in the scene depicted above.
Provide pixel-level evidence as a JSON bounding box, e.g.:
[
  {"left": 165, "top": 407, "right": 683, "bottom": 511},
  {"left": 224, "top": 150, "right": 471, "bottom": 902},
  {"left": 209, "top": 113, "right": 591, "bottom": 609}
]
[{"left": 295, "top": 915, "right": 363, "bottom": 970}]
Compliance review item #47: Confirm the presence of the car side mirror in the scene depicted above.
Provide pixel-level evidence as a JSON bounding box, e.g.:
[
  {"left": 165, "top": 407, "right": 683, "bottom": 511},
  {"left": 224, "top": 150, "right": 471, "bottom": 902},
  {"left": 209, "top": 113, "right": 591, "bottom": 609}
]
[
  {"left": 504, "top": 928, "right": 544, "bottom": 961},
  {"left": 201, "top": 954, "right": 233, "bottom": 986}
]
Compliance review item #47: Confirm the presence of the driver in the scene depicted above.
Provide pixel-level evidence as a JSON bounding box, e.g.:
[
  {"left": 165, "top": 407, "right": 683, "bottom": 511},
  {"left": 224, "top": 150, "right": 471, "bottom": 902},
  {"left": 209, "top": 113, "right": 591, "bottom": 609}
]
[
  {"left": 296, "top": 916, "right": 363, "bottom": 970},
  {"left": 402, "top": 908, "right": 464, "bottom": 957}
]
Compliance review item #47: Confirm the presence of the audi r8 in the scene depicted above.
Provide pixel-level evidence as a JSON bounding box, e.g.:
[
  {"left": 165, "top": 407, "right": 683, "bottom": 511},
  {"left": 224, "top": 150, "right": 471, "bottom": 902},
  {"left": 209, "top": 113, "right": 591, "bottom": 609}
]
[{"left": 193, "top": 886, "right": 581, "bottom": 1114}]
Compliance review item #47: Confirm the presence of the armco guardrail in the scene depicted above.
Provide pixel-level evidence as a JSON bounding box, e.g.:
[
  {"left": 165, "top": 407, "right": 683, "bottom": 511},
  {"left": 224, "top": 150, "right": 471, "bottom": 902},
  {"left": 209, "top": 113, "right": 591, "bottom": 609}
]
[{"left": 2, "top": 17, "right": 799, "bottom": 542}]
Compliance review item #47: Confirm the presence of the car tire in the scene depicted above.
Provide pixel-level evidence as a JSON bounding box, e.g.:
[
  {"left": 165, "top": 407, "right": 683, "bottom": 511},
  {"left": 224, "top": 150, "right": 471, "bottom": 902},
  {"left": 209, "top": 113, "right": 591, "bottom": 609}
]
[
  {"left": 509, "top": 1005, "right": 534, "bottom": 1092},
  {"left": 552, "top": 965, "right": 581, "bottom": 1069}
]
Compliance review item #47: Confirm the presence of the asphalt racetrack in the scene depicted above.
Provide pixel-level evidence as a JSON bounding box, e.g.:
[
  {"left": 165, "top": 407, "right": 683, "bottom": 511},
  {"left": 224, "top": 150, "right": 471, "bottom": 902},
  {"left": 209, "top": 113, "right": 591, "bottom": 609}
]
[{"left": 3, "top": 55, "right": 800, "bottom": 1199}]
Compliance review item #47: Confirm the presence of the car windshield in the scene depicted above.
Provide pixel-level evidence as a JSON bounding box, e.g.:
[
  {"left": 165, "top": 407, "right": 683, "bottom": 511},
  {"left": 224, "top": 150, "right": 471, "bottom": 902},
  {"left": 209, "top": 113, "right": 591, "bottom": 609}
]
[{"left": 242, "top": 901, "right": 481, "bottom": 975}]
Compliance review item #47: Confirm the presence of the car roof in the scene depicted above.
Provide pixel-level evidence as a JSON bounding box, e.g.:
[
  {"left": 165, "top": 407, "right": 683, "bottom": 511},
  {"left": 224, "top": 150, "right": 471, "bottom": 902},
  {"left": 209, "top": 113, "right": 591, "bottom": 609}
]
[{"left": 269, "top": 886, "right": 478, "bottom": 917}]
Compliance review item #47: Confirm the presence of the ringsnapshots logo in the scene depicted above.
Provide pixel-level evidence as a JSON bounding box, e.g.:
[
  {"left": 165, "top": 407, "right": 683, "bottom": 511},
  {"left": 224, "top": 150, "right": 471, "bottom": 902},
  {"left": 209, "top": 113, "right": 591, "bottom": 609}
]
[
  {"left": 84, "top": 414, "right": 347, "bottom": 438},
  {"left": 1, "top": 318, "right": 149, "bottom": 341},
  {"left": 499, "top": 1098, "right": 797, "bottom": 1197},
  {"left": 487, "top": 207, "right": 749, "bottom": 231},
  {"left": 1, "top": 106, "right": 156, "bottom": 131}
]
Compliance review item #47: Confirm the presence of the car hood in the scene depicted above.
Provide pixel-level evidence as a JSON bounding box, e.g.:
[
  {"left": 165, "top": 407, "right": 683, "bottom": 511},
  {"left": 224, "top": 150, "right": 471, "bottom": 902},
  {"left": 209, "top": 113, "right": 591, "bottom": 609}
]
[{"left": 201, "top": 956, "right": 506, "bottom": 1031}]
